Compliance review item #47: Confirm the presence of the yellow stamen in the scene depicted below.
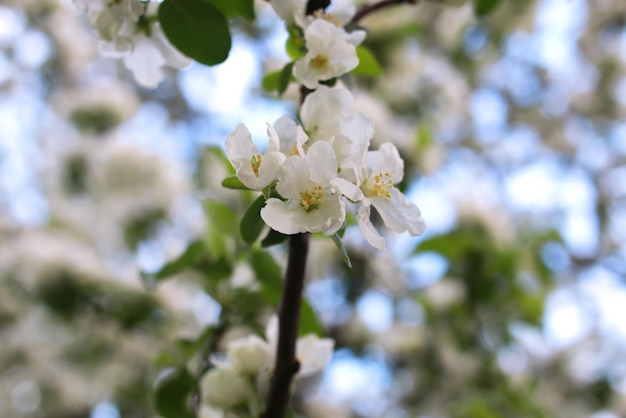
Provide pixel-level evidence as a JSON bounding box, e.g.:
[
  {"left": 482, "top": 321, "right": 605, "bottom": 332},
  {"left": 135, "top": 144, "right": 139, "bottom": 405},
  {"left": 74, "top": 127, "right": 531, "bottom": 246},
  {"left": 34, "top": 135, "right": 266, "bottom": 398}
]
[
  {"left": 310, "top": 54, "right": 329, "bottom": 70},
  {"left": 363, "top": 172, "right": 393, "bottom": 200},
  {"left": 313, "top": 10, "right": 342, "bottom": 27},
  {"left": 251, "top": 154, "right": 262, "bottom": 177},
  {"left": 300, "top": 184, "right": 324, "bottom": 212},
  {"left": 289, "top": 145, "right": 300, "bottom": 156}
]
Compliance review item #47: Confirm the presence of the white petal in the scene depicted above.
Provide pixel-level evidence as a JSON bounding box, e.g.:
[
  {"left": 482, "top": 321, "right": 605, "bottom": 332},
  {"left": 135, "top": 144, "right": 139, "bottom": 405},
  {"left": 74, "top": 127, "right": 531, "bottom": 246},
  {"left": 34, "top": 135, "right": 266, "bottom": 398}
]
[
  {"left": 296, "top": 335, "right": 334, "bottom": 377},
  {"left": 367, "top": 142, "right": 404, "bottom": 184},
  {"left": 123, "top": 37, "right": 166, "bottom": 88},
  {"left": 357, "top": 204, "right": 386, "bottom": 250},
  {"left": 306, "top": 141, "right": 338, "bottom": 184},
  {"left": 331, "top": 177, "right": 363, "bottom": 202},
  {"left": 373, "top": 188, "right": 426, "bottom": 236}
]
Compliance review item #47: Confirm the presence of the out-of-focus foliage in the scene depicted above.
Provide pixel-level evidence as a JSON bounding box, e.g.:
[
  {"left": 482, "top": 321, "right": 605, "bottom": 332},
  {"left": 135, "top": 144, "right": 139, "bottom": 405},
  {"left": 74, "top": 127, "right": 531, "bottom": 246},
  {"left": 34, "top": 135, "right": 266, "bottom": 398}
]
[{"left": 1, "top": 0, "right": 626, "bottom": 417}]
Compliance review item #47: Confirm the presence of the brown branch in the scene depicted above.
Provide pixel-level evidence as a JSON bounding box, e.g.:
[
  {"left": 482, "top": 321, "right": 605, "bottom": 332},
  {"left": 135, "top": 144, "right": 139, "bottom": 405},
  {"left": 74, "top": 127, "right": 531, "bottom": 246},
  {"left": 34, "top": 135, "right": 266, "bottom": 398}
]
[
  {"left": 260, "top": 233, "right": 311, "bottom": 418},
  {"left": 350, "top": 0, "right": 418, "bottom": 24}
]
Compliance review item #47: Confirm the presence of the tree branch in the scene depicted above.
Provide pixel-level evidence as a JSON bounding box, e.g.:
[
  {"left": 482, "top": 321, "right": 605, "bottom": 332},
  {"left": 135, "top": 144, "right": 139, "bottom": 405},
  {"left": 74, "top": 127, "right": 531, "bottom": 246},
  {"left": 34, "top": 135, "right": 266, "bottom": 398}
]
[
  {"left": 260, "top": 233, "right": 310, "bottom": 418},
  {"left": 350, "top": 0, "right": 418, "bottom": 25}
]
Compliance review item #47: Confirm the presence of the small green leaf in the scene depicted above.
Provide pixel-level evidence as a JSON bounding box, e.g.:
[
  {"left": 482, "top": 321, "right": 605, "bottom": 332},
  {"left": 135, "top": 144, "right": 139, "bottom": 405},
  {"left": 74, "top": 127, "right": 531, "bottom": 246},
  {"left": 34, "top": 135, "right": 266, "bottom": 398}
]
[
  {"left": 262, "top": 70, "right": 281, "bottom": 92},
  {"left": 351, "top": 46, "right": 382, "bottom": 77},
  {"left": 241, "top": 195, "right": 267, "bottom": 245},
  {"left": 154, "top": 368, "right": 195, "bottom": 418},
  {"left": 278, "top": 62, "right": 295, "bottom": 96},
  {"left": 474, "top": 0, "right": 500, "bottom": 16},
  {"left": 141, "top": 240, "right": 206, "bottom": 285},
  {"left": 203, "top": 200, "right": 239, "bottom": 236},
  {"left": 205, "top": 0, "right": 254, "bottom": 20},
  {"left": 249, "top": 250, "right": 283, "bottom": 292},
  {"left": 159, "top": 0, "right": 231, "bottom": 66},
  {"left": 300, "top": 300, "right": 323, "bottom": 336},
  {"left": 331, "top": 234, "right": 352, "bottom": 268},
  {"left": 261, "top": 228, "right": 290, "bottom": 247},
  {"left": 221, "top": 176, "right": 249, "bottom": 190},
  {"left": 415, "top": 126, "right": 433, "bottom": 149},
  {"left": 286, "top": 25, "right": 306, "bottom": 60}
]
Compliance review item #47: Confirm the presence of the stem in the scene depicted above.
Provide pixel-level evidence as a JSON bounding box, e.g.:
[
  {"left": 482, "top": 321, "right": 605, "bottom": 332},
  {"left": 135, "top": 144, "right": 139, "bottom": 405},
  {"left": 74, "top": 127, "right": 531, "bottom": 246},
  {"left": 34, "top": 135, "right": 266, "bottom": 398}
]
[
  {"left": 350, "top": 0, "right": 418, "bottom": 24},
  {"left": 260, "top": 233, "right": 311, "bottom": 418}
]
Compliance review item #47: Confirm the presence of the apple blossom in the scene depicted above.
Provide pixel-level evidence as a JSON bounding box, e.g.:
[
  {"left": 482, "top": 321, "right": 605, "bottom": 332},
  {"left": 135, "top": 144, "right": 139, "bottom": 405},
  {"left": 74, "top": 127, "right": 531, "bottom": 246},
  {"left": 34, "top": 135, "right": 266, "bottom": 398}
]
[
  {"left": 77, "top": 0, "right": 191, "bottom": 87},
  {"left": 300, "top": 86, "right": 374, "bottom": 177},
  {"left": 294, "top": 19, "right": 365, "bottom": 89},
  {"left": 200, "top": 365, "right": 251, "bottom": 410},
  {"left": 334, "top": 142, "right": 426, "bottom": 250},
  {"left": 228, "top": 334, "right": 274, "bottom": 375},
  {"left": 261, "top": 141, "right": 346, "bottom": 235},
  {"left": 225, "top": 123, "right": 286, "bottom": 191}
]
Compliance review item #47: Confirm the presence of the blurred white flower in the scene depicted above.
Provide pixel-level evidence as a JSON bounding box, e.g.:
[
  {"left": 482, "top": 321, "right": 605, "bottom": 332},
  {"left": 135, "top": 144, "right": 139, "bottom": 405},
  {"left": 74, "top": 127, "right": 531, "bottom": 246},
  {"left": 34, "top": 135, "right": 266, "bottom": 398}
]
[
  {"left": 200, "top": 365, "right": 252, "bottom": 409},
  {"left": 265, "top": 316, "right": 335, "bottom": 378},
  {"left": 78, "top": 0, "right": 191, "bottom": 87},
  {"left": 228, "top": 334, "right": 274, "bottom": 375},
  {"left": 294, "top": 19, "right": 364, "bottom": 89}
]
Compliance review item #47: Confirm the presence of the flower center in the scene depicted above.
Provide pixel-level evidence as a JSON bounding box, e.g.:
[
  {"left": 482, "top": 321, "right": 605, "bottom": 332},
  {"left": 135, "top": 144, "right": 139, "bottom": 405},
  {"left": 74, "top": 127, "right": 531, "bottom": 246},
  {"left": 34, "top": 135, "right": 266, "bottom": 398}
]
[
  {"left": 313, "top": 10, "right": 342, "bottom": 27},
  {"left": 250, "top": 154, "right": 262, "bottom": 177},
  {"left": 300, "top": 184, "right": 324, "bottom": 212},
  {"left": 310, "top": 54, "right": 329, "bottom": 70},
  {"left": 363, "top": 172, "right": 393, "bottom": 200},
  {"left": 289, "top": 145, "right": 300, "bottom": 156}
]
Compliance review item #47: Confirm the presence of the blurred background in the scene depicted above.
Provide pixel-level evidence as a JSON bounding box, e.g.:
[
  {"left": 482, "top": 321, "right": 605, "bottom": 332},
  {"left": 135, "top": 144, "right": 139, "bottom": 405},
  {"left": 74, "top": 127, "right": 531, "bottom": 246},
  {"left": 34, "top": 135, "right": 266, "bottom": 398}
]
[{"left": 1, "top": 0, "right": 626, "bottom": 417}]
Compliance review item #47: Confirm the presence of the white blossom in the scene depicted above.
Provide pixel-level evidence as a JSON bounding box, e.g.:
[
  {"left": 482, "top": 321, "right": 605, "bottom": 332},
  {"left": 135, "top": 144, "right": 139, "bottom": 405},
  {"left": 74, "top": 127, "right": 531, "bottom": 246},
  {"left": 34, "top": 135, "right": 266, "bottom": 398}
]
[
  {"left": 300, "top": 86, "right": 373, "bottom": 178},
  {"left": 200, "top": 365, "right": 251, "bottom": 410},
  {"left": 261, "top": 141, "right": 346, "bottom": 235},
  {"left": 228, "top": 334, "right": 274, "bottom": 375},
  {"left": 225, "top": 123, "right": 286, "bottom": 190},
  {"left": 334, "top": 143, "right": 425, "bottom": 250},
  {"left": 294, "top": 19, "right": 365, "bottom": 89},
  {"left": 79, "top": 0, "right": 191, "bottom": 87}
]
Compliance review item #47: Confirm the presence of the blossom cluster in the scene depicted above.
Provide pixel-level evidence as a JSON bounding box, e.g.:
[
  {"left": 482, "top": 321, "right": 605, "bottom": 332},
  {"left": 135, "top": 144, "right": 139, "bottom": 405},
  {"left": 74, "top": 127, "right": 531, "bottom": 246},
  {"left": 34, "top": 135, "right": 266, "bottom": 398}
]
[
  {"left": 199, "top": 316, "right": 333, "bottom": 415},
  {"left": 222, "top": 0, "right": 425, "bottom": 250},
  {"left": 226, "top": 84, "right": 425, "bottom": 250},
  {"left": 73, "top": 0, "right": 191, "bottom": 87}
]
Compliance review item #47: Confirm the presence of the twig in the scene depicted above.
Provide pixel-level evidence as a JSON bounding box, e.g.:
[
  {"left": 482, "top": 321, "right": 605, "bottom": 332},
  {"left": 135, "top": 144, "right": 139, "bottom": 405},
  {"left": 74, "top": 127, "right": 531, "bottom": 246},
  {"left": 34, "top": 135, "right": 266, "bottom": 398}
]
[
  {"left": 350, "top": 0, "right": 418, "bottom": 24},
  {"left": 260, "top": 233, "right": 311, "bottom": 418}
]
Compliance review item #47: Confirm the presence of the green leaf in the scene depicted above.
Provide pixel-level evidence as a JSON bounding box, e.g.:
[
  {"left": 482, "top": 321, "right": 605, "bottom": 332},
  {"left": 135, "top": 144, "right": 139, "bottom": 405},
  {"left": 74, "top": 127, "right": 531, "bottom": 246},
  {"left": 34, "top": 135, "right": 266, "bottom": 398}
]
[
  {"left": 286, "top": 25, "right": 306, "bottom": 60},
  {"left": 154, "top": 368, "right": 195, "bottom": 418},
  {"left": 263, "top": 62, "right": 295, "bottom": 95},
  {"left": 203, "top": 200, "right": 239, "bottom": 236},
  {"left": 262, "top": 70, "right": 281, "bottom": 92},
  {"left": 205, "top": 0, "right": 254, "bottom": 20},
  {"left": 261, "top": 228, "right": 290, "bottom": 247},
  {"left": 241, "top": 195, "right": 267, "bottom": 245},
  {"left": 351, "top": 46, "right": 382, "bottom": 77},
  {"left": 331, "top": 234, "right": 352, "bottom": 268},
  {"left": 278, "top": 62, "right": 295, "bottom": 96},
  {"left": 159, "top": 0, "right": 231, "bottom": 66},
  {"left": 415, "top": 126, "right": 433, "bottom": 149},
  {"left": 474, "top": 0, "right": 500, "bottom": 16},
  {"left": 249, "top": 250, "right": 283, "bottom": 293},
  {"left": 221, "top": 176, "right": 249, "bottom": 190},
  {"left": 300, "top": 299, "right": 323, "bottom": 336},
  {"left": 141, "top": 240, "right": 206, "bottom": 286}
]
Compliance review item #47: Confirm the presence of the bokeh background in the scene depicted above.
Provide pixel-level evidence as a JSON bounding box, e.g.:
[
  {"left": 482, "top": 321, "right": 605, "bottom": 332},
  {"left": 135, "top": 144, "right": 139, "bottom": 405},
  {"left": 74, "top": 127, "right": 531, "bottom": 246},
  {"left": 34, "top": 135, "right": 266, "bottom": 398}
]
[{"left": 1, "top": 0, "right": 626, "bottom": 417}]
